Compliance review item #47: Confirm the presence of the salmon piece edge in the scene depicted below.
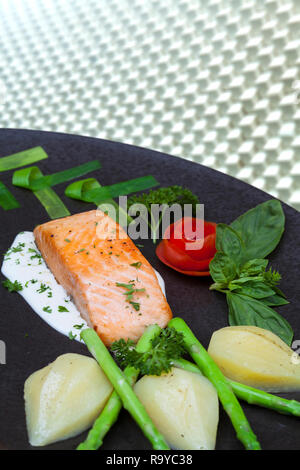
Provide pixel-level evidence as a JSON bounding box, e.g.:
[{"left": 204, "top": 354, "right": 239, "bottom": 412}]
[{"left": 34, "top": 210, "right": 173, "bottom": 345}]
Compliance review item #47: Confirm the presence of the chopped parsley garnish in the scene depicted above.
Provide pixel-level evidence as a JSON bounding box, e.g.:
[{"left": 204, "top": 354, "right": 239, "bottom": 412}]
[
  {"left": 28, "top": 248, "right": 42, "bottom": 260},
  {"left": 116, "top": 281, "right": 135, "bottom": 290},
  {"left": 5, "top": 242, "right": 25, "bottom": 258},
  {"left": 129, "top": 301, "right": 140, "bottom": 311},
  {"left": 2, "top": 279, "right": 23, "bottom": 292},
  {"left": 130, "top": 261, "right": 142, "bottom": 269},
  {"left": 47, "top": 291, "right": 53, "bottom": 298},
  {"left": 75, "top": 248, "right": 85, "bottom": 254},
  {"left": 58, "top": 306, "right": 69, "bottom": 312},
  {"left": 25, "top": 279, "right": 38, "bottom": 288},
  {"left": 37, "top": 283, "right": 50, "bottom": 294},
  {"left": 73, "top": 323, "right": 85, "bottom": 330},
  {"left": 116, "top": 281, "right": 145, "bottom": 312},
  {"left": 12, "top": 243, "right": 25, "bottom": 252},
  {"left": 68, "top": 331, "right": 77, "bottom": 340},
  {"left": 64, "top": 238, "right": 71, "bottom": 243},
  {"left": 43, "top": 306, "right": 52, "bottom": 313}
]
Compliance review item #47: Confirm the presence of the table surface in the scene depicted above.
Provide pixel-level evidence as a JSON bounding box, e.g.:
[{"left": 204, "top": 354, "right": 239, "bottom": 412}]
[{"left": 0, "top": 0, "right": 299, "bottom": 209}]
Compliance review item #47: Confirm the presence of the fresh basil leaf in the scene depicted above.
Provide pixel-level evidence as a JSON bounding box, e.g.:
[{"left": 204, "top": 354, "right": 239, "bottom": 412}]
[
  {"left": 273, "top": 286, "right": 287, "bottom": 299},
  {"left": 229, "top": 275, "right": 263, "bottom": 284},
  {"left": 262, "top": 267, "right": 281, "bottom": 287},
  {"left": 230, "top": 199, "right": 285, "bottom": 262},
  {"left": 240, "top": 259, "right": 268, "bottom": 277},
  {"left": 215, "top": 223, "right": 245, "bottom": 267},
  {"left": 229, "top": 278, "right": 275, "bottom": 299},
  {"left": 209, "top": 251, "right": 237, "bottom": 284},
  {"left": 209, "top": 282, "right": 228, "bottom": 292},
  {"left": 227, "top": 283, "right": 241, "bottom": 292},
  {"left": 260, "top": 294, "right": 290, "bottom": 307},
  {"left": 226, "top": 292, "right": 293, "bottom": 345}
]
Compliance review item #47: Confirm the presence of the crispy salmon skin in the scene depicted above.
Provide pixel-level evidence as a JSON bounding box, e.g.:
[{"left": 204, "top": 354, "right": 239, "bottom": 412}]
[{"left": 34, "top": 210, "right": 172, "bottom": 345}]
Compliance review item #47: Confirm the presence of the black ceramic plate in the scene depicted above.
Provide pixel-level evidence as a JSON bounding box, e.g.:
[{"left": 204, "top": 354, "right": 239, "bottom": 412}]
[{"left": 0, "top": 129, "right": 299, "bottom": 451}]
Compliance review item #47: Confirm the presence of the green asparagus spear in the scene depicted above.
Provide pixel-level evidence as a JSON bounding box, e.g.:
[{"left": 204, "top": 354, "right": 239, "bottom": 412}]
[
  {"left": 227, "top": 380, "right": 300, "bottom": 417},
  {"left": 80, "top": 328, "right": 170, "bottom": 450},
  {"left": 77, "top": 324, "right": 161, "bottom": 450},
  {"left": 168, "top": 317, "right": 261, "bottom": 450},
  {"left": 173, "top": 358, "right": 300, "bottom": 417}
]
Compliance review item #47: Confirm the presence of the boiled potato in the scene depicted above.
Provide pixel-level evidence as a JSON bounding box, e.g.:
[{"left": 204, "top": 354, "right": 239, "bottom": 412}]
[
  {"left": 24, "top": 353, "right": 113, "bottom": 446},
  {"left": 208, "top": 326, "right": 300, "bottom": 392},
  {"left": 134, "top": 367, "right": 219, "bottom": 450}
]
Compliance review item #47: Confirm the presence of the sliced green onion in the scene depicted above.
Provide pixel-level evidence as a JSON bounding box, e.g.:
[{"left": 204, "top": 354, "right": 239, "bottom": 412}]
[
  {"left": 85, "top": 175, "right": 159, "bottom": 204},
  {"left": 28, "top": 160, "right": 101, "bottom": 190},
  {"left": 65, "top": 175, "right": 159, "bottom": 204},
  {"left": 0, "top": 147, "right": 48, "bottom": 172},
  {"left": 12, "top": 161, "right": 102, "bottom": 220},
  {"left": 0, "top": 181, "right": 20, "bottom": 210},
  {"left": 34, "top": 188, "right": 70, "bottom": 219},
  {"left": 12, "top": 161, "right": 101, "bottom": 191},
  {"left": 12, "top": 166, "right": 43, "bottom": 189},
  {"left": 64, "top": 178, "right": 102, "bottom": 201},
  {"left": 65, "top": 178, "right": 130, "bottom": 225},
  {"left": 65, "top": 175, "right": 158, "bottom": 225},
  {"left": 13, "top": 166, "right": 70, "bottom": 219}
]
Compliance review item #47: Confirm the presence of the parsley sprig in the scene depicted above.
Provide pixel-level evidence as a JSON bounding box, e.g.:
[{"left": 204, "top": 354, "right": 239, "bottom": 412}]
[
  {"left": 111, "top": 327, "right": 185, "bottom": 375},
  {"left": 127, "top": 185, "right": 199, "bottom": 243},
  {"left": 2, "top": 279, "right": 23, "bottom": 292}
]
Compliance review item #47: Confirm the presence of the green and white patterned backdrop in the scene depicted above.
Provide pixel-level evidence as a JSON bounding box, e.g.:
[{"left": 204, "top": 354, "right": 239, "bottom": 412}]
[{"left": 0, "top": 0, "right": 299, "bottom": 209}]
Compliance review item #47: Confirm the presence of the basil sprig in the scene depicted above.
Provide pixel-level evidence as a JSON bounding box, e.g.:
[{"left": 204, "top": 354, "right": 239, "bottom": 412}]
[{"left": 209, "top": 199, "right": 293, "bottom": 345}]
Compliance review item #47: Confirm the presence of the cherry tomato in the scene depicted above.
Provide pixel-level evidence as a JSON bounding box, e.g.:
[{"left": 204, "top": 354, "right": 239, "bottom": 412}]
[{"left": 156, "top": 217, "right": 217, "bottom": 276}]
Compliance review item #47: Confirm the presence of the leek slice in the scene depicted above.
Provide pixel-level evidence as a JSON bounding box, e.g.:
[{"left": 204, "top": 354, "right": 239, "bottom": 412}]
[
  {"left": 64, "top": 178, "right": 102, "bottom": 201},
  {"left": 65, "top": 178, "right": 129, "bottom": 225},
  {"left": 0, "top": 146, "right": 48, "bottom": 210},
  {"left": 0, "top": 146, "right": 48, "bottom": 172},
  {"left": 12, "top": 166, "right": 70, "bottom": 219},
  {"left": 65, "top": 175, "right": 159, "bottom": 225},
  {"left": 12, "top": 161, "right": 101, "bottom": 219},
  {"left": 65, "top": 175, "right": 159, "bottom": 204},
  {"left": 12, "top": 166, "right": 43, "bottom": 189},
  {"left": 0, "top": 181, "right": 20, "bottom": 210},
  {"left": 28, "top": 161, "right": 101, "bottom": 190},
  {"left": 12, "top": 161, "right": 101, "bottom": 191},
  {"left": 34, "top": 188, "right": 70, "bottom": 219}
]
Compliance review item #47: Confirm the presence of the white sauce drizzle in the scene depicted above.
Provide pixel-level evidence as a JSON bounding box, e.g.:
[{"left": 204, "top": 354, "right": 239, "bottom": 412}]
[{"left": 1, "top": 231, "right": 166, "bottom": 343}]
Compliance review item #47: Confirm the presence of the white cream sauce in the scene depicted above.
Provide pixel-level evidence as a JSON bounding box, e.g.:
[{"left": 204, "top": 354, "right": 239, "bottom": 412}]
[{"left": 1, "top": 231, "right": 166, "bottom": 343}]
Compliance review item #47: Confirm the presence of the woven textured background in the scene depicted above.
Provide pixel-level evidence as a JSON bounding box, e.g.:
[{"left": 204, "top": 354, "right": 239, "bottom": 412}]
[{"left": 0, "top": 0, "right": 299, "bottom": 209}]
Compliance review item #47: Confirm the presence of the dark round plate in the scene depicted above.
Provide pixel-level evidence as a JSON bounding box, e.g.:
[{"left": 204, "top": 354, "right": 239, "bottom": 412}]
[{"left": 0, "top": 128, "right": 299, "bottom": 451}]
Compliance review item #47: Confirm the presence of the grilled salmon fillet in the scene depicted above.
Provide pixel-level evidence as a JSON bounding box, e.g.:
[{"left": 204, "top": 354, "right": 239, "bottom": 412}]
[{"left": 34, "top": 210, "right": 172, "bottom": 345}]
